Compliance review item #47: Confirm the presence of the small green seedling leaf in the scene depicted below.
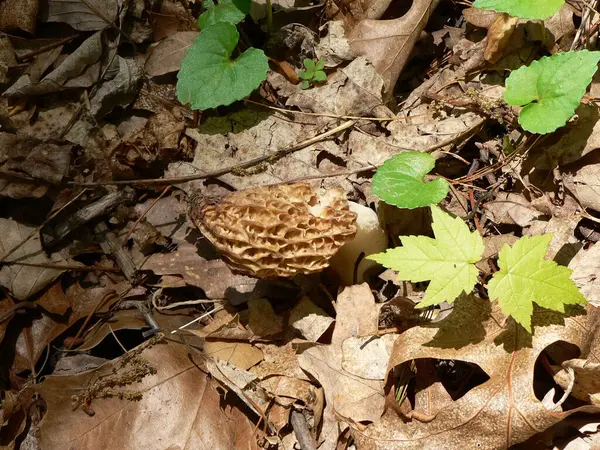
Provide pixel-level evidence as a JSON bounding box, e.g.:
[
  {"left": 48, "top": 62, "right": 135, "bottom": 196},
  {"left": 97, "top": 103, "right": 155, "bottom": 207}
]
[
  {"left": 298, "top": 59, "right": 327, "bottom": 89},
  {"left": 504, "top": 50, "right": 600, "bottom": 134},
  {"left": 313, "top": 71, "right": 327, "bottom": 82},
  {"left": 177, "top": 22, "right": 269, "bottom": 110},
  {"left": 372, "top": 152, "right": 449, "bottom": 209},
  {"left": 197, "top": 0, "right": 251, "bottom": 29},
  {"left": 368, "top": 206, "right": 484, "bottom": 308},
  {"left": 487, "top": 234, "right": 586, "bottom": 332},
  {"left": 303, "top": 58, "right": 316, "bottom": 75},
  {"left": 473, "top": 0, "right": 564, "bottom": 20}
]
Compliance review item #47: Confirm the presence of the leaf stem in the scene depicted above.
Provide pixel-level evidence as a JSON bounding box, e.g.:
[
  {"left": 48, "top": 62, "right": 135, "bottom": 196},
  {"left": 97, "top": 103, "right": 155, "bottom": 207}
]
[{"left": 265, "top": 0, "right": 273, "bottom": 32}]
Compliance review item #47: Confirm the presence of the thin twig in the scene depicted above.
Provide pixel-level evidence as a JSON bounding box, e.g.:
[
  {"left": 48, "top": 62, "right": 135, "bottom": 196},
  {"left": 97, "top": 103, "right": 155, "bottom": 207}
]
[
  {"left": 2, "top": 261, "right": 118, "bottom": 272},
  {"left": 290, "top": 410, "right": 317, "bottom": 450},
  {"left": 0, "top": 189, "right": 88, "bottom": 264},
  {"left": 66, "top": 292, "right": 118, "bottom": 350},
  {"left": 0, "top": 301, "right": 37, "bottom": 324},
  {"left": 17, "top": 34, "right": 79, "bottom": 61},
  {"left": 108, "top": 325, "right": 128, "bottom": 352},
  {"left": 66, "top": 120, "right": 356, "bottom": 187},
  {"left": 123, "top": 185, "right": 172, "bottom": 243},
  {"left": 245, "top": 99, "right": 423, "bottom": 122},
  {"left": 170, "top": 305, "right": 224, "bottom": 334}
]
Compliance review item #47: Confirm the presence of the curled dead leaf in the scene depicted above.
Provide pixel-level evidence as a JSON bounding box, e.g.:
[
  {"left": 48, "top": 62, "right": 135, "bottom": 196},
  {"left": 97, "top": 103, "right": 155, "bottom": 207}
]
[
  {"left": 352, "top": 296, "right": 600, "bottom": 449},
  {"left": 36, "top": 339, "right": 260, "bottom": 450},
  {"left": 484, "top": 13, "right": 519, "bottom": 63},
  {"left": 348, "top": 0, "right": 439, "bottom": 94}
]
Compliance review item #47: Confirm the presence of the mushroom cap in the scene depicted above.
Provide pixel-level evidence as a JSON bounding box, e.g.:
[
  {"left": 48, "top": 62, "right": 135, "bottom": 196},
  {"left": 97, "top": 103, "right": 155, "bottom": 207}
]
[{"left": 189, "top": 183, "right": 357, "bottom": 278}]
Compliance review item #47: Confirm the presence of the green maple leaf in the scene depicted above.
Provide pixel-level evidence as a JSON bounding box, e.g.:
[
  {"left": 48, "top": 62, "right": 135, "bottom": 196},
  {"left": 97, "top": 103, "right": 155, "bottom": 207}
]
[
  {"left": 368, "top": 206, "right": 484, "bottom": 308},
  {"left": 487, "top": 234, "right": 586, "bottom": 332},
  {"left": 176, "top": 22, "right": 269, "bottom": 110},
  {"left": 504, "top": 50, "right": 600, "bottom": 134},
  {"left": 372, "top": 152, "right": 449, "bottom": 209},
  {"left": 197, "top": 0, "right": 251, "bottom": 30},
  {"left": 473, "top": 0, "right": 564, "bottom": 20}
]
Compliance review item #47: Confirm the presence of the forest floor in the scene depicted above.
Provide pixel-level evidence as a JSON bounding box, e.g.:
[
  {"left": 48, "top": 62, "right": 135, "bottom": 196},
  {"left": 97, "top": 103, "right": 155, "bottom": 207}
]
[{"left": 2, "top": 0, "right": 600, "bottom": 449}]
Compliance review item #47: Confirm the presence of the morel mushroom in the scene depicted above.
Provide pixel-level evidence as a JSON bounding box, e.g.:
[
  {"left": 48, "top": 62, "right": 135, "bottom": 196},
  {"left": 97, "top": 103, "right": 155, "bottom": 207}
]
[{"left": 189, "top": 183, "right": 357, "bottom": 278}]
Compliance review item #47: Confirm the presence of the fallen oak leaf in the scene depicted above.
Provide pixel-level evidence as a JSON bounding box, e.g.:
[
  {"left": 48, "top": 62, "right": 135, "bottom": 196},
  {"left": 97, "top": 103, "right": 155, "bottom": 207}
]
[
  {"left": 351, "top": 295, "right": 600, "bottom": 449},
  {"left": 35, "top": 338, "right": 260, "bottom": 450},
  {"left": 298, "top": 284, "right": 387, "bottom": 450},
  {"left": 348, "top": 0, "right": 439, "bottom": 94}
]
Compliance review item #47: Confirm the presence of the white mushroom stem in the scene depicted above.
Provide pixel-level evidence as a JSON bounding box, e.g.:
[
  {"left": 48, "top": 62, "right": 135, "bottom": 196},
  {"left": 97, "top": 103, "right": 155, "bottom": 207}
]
[{"left": 329, "top": 201, "right": 388, "bottom": 285}]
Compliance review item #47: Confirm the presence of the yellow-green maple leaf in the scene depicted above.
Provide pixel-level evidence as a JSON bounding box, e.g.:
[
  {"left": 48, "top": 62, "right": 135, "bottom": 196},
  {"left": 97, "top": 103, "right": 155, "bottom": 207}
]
[
  {"left": 487, "top": 234, "right": 586, "bottom": 332},
  {"left": 368, "top": 206, "right": 484, "bottom": 308}
]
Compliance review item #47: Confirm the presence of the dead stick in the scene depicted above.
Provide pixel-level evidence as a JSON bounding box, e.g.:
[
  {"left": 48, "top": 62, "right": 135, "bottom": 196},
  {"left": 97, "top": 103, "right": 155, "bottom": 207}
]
[
  {"left": 0, "top": 189, "right": 87, "bottom": 264},
  {"left": 2, "top": 261, "right": 118, "bottom": 272},
  {"left": 17, "top": 35, "right": 78, "bottom": 61},
  {"left": 66, "top": 292, "right": 117, "bottom": 350},
  {"left": 43, "top": 188, "right": 136, "bottom": 249},
  {"left": 66, "top": 120, "right": 356, "bottom": 187},
  {"left": 0, "top": 301, "right": 37, "bottom": 324},
  {"left": 123, "top": 185, "right": 172, "bottom": 244},
  {"left": 290, "top": 410, "right": 317, "bottom": 450}
]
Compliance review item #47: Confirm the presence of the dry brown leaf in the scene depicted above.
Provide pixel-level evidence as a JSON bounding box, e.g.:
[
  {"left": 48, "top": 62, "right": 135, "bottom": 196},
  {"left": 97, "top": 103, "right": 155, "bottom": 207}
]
[
  {"left": 0, "top": 134, "right": 72, "bottom": 199},
  {"left": 289, "top": 296, "right": 334, "bottom": 342},
  {"left": 315, "top": 21, "right": 356, "bottom": 67},
  {"left": 348, "top": 0, "right": 439, "bottom": 93},
  {"left": 145, "top": 31, "right": 199, "bottom": 77},
  {"left": 527, "top": 216, "right": 582, "bottom": 266},
  {"left": 476, "top": 234, "right": 519, "bottom": 275},
  {"left": 0, "top": 35, "right": 16, "bottom": 84},
  {"left": 483, "top": 192, "right": 544, "bottom": 227},
  {"left": 251, "top": 342, "right": 309, "bottom": 380},
  {"left": 4, "top": 32, "right": 104, "bottom": 97},
  {"left": 248, "top": 298, "right": 284, "bottom": 337},
  {"left": 347, "top": 110, "right": 485, "bottom": 167},
  {"left": 142, "top": 241, "right": 257, "bottom": 299},
  {"left": 351, "top": 296, "right": 600, "bottom": 449},
  {"left": 543, "top": 4, "right": 577, "bottom": 51},
  {"left": 75, "top": 309, "right": 148, "bottom": 352},
  {"left": 259, "top": 375, "right": 321, "bottom": 407},
  {"left": 342, "top": 334, "right": 396, "bottom": 380},
  {"left": 533, "top": 104, "right": 600, "bottom": 169},
  {"left": 149, "top": 0, "right": 196, "bottom": 41},
  {"left": 36, "top": 339, "right": 260, "bottom": 450},
  {"left": 564, "top": 152, "right": 600, "bottom": 213},
  {"left": 298, "top": 284, "right": 385, "bottom": 450},
  {"left": 0, "top": 0, "right": 37, "bottom": 33},
  {"left": 462, "top": 7, "right": 499, "bottom": 28},
  {"left": 203, "top": 341, "right": 264, "bottom": 370},
  {"left": 205, "top": 357, "right": 272, "bottom": 415},
  {"left": 13, "top": 281, "right": 125, "bottom": 373},
  {"left": 552, "top": 359, "right": 600, "bottom": 405},
  {"left": 168, "top": 109, "right": 357, "bottom": 197},
  {"left": 569, "top": 244, "right": 600, "bottom": 307},
  {"left": 44, "top": 0, "right": 118, "bottom": 31},
  {"left": 326, "top": 0, "right": 393, "bottom": 23},
  {"left": 0, "top": 218, "right": 74, "bottom": 300},
  {"left": 484, "top": 13, "right": 519, "bottom": 63},
  {"left": 52, "top": 354, "right": 110, "bottom": 376},
  {"left": 287, "top": 56, "right": 390, "bottom": 119}
]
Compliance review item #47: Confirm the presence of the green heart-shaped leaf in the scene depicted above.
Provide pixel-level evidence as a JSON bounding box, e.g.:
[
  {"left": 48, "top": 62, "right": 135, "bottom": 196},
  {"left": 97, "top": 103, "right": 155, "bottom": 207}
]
[
  {"left": 504, "top": 50, "right": 600, "bottom": 134},
  {"left": 197, "top": 0, "right": 251, "bottom": 30},
  {"left": 473, "top": 0, "right": 564, "bottom": 20},
  {"left": 177, "top": 22, "right": 269, "bottom": 110},
  {"left": 372, "top": 152, "right": 449, "bottom": 209}
]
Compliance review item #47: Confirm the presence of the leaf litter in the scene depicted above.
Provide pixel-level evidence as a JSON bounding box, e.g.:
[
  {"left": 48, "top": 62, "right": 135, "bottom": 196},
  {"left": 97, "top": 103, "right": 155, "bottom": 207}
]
[{"left": 2, "top": 0, "right": 600, "bottom": 450}]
